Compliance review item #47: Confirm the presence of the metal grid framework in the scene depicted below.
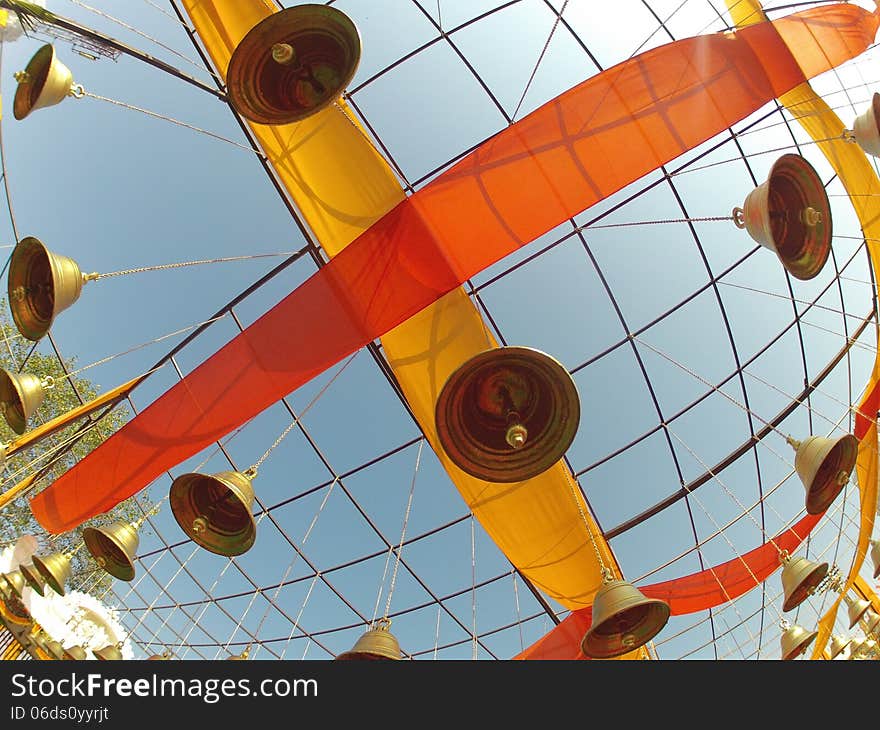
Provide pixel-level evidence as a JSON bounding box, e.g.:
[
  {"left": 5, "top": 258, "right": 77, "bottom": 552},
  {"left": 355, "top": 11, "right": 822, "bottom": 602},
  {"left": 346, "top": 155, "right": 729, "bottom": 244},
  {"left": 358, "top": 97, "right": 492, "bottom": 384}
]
[{"left": 2, "top": 0, "right": 879, "bottom": 660}]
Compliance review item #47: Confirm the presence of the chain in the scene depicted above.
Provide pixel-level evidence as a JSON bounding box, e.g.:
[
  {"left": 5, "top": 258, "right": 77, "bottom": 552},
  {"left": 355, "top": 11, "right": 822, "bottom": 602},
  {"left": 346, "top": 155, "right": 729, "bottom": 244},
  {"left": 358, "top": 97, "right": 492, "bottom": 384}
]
[
  {"left": 580, "top": 214, "right": 735, "bottom": 232},
  {"left": 249, "top": 352, "right": 359, "bottom": 474},
  {"left": 94, "top": 252, "right": 293, "bottom": 280},
  {"left": 80, "top": 90, "right": 262, "bottom": 156},
  {"left": 562, "top": 469, "right": 611, "bottom": 581}
]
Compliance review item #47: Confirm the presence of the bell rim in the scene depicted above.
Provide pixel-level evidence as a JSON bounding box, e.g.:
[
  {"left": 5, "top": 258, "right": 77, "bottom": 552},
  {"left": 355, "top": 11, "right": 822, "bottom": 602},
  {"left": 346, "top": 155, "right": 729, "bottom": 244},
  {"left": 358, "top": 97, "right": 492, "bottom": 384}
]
[
  {"left": 765, "top": 153, "right": 832, "bottom": 281},
  {"left": 169, "top": 471, "right": 257, "bottom": 557},
  {"left": 226, "top": 4, "right": 362, "bottom": 125},
  {"left": 19, "top": 563, "right": 46, "bottom": 597},
  {"left": 435, "top": 346, "right": 580, "bottom": 483},
  {"left": 0, "top": 368, "right": 28, "bottom": 435},
  {"left": 781, "top": 627, "right": 818, "bottom": 660},
  {"left": 8, "top": 236, "right": 60, "bottom": 342},
  {"left": 82, "top": 525, "right": 137, "bottom": 582},
  {"left": 13, "top": 44, "right": 54, "bottom": 121}
]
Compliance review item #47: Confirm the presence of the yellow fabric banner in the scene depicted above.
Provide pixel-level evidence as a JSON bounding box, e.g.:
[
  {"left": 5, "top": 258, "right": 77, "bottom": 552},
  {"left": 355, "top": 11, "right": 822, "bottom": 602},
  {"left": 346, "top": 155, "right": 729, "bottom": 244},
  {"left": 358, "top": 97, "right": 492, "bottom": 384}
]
[
  {"left": 180, "top": 1, "right": 618, "bottom": 613},
  {"left": 726, "top": 0, "right": 879, "bottom": 660}
]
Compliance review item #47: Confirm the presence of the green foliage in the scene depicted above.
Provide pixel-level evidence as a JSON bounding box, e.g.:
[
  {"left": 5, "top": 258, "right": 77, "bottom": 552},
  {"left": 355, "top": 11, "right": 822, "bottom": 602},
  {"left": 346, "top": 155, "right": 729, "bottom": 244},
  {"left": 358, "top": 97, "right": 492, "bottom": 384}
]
[{"left": 0, "top": 300, "right": 139, "bottom": 595}]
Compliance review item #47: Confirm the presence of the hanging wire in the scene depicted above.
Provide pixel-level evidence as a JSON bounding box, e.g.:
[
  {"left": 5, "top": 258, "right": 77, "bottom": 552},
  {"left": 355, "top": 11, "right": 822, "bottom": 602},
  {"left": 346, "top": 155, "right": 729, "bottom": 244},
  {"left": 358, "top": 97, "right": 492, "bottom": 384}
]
[
  {"left": 510, "top": 0, "right": 570, "bottom": 121},
  {"left": 78, "top": 90, "right": 263, "bottom": 155},
  {"left": 85, "top": 251, "right": 296, "bottom": 281},
  {"left": 470, "top": 513, "right": 477, "bottom": 660}
]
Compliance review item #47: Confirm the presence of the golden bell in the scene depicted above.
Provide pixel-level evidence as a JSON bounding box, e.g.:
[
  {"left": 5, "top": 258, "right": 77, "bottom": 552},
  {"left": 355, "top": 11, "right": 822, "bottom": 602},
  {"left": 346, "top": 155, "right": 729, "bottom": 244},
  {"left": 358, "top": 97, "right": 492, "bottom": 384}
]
[
  {"left": 0, "top": 585, "right": 31, "bottom": 625},
  {"left": 870, "top": 538, "right": 880, "bottom": 580},
  {"left": 780, "top": 554, "right": 828, "bottom": 612},
  {"left": 1, "top": 569, "right": 27, "bottom": 599},
  {"left": 13, "top": 44, "right": 82, "bottom": 121},
  {"left": 147, "top": 649, "right": 172, "bottom": 660},
  {"left": 844, "top": 593, "right": 871, "bottom": 629},
  {"left": 787, "top": 433, "right": 858, "bottom": 515},
  {"left": 8, "top": 236, "right": 92, "bottom": 342},
  {"left": 861, "top": 608, "right": 880, "bottom": 636},
  {"left": 92, "top": 643, "right": 122, "bottom": 660},
  {"left": 169, "top": 470, "right": 257, "bottom": 556},
  {"left": 848, "top": 638, "right": 868, "bottom": 659},
  {"left": 226, "top": 4, "right": 361, "bottom": 125},
  {"left": 733, "top": 153, "right": 831, "bottom": 280},
  {"left": 19, "top": 562, "right": 48, "bottom": 596},
  {"left": 63, "top": 644, "right": 87, "bottom": 660},
  {"left": 32, "top": 551, "right": 72, "bottom": 597},
  {"left": 226, "top": 648, "right": 249, "bottom": 661},
  {"left": 335, "top": 618, "right": 402, "bottom": 660},
  {"left": 780, "top": 623, "right": 818, "bottom": 660},
  {"left": 83, "top": 520, "right": 140, "bottom": 582},
  {"left": 829, "top": 634, "right": 851, "bottom": 659},
  {"left": 0, "top": 368, "right": 49, "bottom": 435},
  {"left": 435, "top": 346, "right": 580, "bottom": 483},
  {"left": 850, "top": 93, "right": 880, "bottom": 157},
  {"left": 580, "top": 579, "right": 670, "bottom": 659},
  {"left": 45, "top": 639, "right": 66, "bottom": 661}
]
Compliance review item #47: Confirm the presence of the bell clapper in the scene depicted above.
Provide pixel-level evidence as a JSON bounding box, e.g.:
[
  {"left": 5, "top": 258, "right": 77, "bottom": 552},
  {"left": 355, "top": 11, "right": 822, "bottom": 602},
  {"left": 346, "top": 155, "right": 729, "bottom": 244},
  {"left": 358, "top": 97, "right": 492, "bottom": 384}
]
[
  {"left": 271, "top": 43, "right": 296, "bottom": 65},
  {"left": 801, "top": 207, "right": 822, "bottom": 227}
]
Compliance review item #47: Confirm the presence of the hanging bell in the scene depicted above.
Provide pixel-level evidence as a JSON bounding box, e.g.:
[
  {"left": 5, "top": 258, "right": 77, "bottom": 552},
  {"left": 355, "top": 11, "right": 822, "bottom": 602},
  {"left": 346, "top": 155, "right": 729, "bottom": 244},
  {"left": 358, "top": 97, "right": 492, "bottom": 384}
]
[
  {"left": 780, "top": 623, "right": 818, "bottom": 660},
  {"left": 732, "top": 153, "right": 831, "bottom": 280},
  {"left": 861, "top": 608, "right": 880, "bottom": 637},
  {"left": 786, "top": 433, "right": 858, "bottom": 515},
  {"left": 13, "top": 44, "right": 83, "bottom": 121},
  {"left": 226, "top": 647, "right": 249, "bottom": 661},
  {"left": 0, "top": 368, "right": 51, "bottom": 435},
  {"left": 62, "top": 644, "right": 87, "bottom": 660},
  {"left": 8, "top": 236, "right": 95, "bottom": 342},
  {"left": 870, "top": 538, "right": 880, "bottom": 580},
  {"left": 147, "top": 649, "right": 172, "bottom": 660},
  {"left": 83, "top": 520, "right": 140, "bottom": 582},
  {"left": 92, "top": 643, "right": 122, "bottom": 661},
  {"left": 829, "top": 633, "right": 851, "bottom": 659},
  {"left": 45, "top": 639, "right": 66, "bottom": 661},
  {"left": 435, "top": 346, "right": 580, "bottom": 483},
  {"left": 169, "top": 469, "right": 257, "bottom": 557},
  {"left": 335, "top": 618, "right": 402, "bottom": 660},
  {"left": 226, "top": 5, "right": 361, "bottom": 125},
  {"left": 0, "top": 569, "right": 26, "bottom": 598},
  {"left": 780, "top": 553, "right": 828, "bottom": 612},
  {"left": 844, "top": 593, "right": 871, "bottom": 629},
  {"left": 31, "top": 551, "right": 72, "bottom": 597},
  {"left": 848, "top": 92, "right": 880, "bottom": 157},
  {"left": 580, "top": 578, "right": 670, "bottom": 659},
  {"left": 19, "top": 562, "right": 48, "bottom": 596}
]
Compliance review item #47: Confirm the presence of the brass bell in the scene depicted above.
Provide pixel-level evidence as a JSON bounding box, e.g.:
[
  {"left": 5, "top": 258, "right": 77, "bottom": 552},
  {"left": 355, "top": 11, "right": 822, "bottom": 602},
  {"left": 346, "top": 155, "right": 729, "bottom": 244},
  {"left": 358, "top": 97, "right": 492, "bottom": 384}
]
[
  {"left": 733, "top": 153, "right": 832, "bottom": 280},
  {"left": 92, "top": 643, "right": 122, "bottom": 661},
  {"left": 861, "top": 608, "right": 880, "bottom": 637},
  {"left": 848, "top": 92, "right": 880, "bottom": 157},
  {"left": 147, "top": 649, "right": 172, "bottom": 660},
  {"left": 31, "top": 551, "right": 72, "bottom": 597},
  {"left": 226, "top": 648, "right": 249, "bottom": 660},
  {"left": 0, "top": 586, "right": 31, "bottom": 625},
  {"left": 19, "top": 562, "right": 48, "bottom": 596},
  {"left": 435, "top": 346, "right": 580, "bottom": 483},
  {"left": 580, "top": 578, "right": 670, "bottom": 659},
  {"left": 0, "top": 368, "right": 51, "bottom": 435},
  {"left": 62, "top": 644, "right": 87, "bottom": 660},
  {"left": 844, "top": 593, "right": 871, "bottom": 629},
  {"left": 335, "top": 618, "right": 402, "bottom": 660},
  {"left": 0, "top": 570, "right": 26, "bottom": 599},
  {"left": 786, "top": 433, "right": 858, "bottom": 515},
  {"left": 780, "top": 623, "right": 818, "bottom": 660},
  {"left": 780, "top": 553, "right": 828, "bottom": 612},
  {"left": 13, "top": 44, "right": 83, "bottom": 121},
  {"left": 8, "top": 236, "right": 95, "bottom": 342},
  {"left": 870, "top": 538, "right": 880, "bottom": 580},
  {"left": 226, "top": 4, "right": 361, "bottom": 125},
  {"left": 169, "top": 469, "right": 257, "bottom": 556},
  {"left": 829, "top": 634, "right": 851, "bottom": 659},
  {"left": 45, "top": 639, "right": 66, "bottom": 661},
  {"left": 83, "top": 520, "right": 140, "bottom": 581}
]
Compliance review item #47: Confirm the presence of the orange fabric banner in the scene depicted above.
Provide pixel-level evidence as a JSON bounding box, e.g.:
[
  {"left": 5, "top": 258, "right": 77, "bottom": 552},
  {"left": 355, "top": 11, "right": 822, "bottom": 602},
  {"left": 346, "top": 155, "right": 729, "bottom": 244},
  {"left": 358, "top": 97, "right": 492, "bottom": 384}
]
[
  {"left": 30, "top": 4, "right": 878, "bottom": 541},
  {"left": 517, "top": 514, "right": 820, "bottom": 659}
]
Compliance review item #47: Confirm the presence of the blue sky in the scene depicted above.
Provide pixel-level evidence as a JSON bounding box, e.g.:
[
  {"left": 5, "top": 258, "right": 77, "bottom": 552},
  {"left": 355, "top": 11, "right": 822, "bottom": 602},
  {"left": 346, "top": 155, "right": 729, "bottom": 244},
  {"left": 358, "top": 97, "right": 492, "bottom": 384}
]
[{"left": 2, "top": 0, "right": 879, "bottom": 660}]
